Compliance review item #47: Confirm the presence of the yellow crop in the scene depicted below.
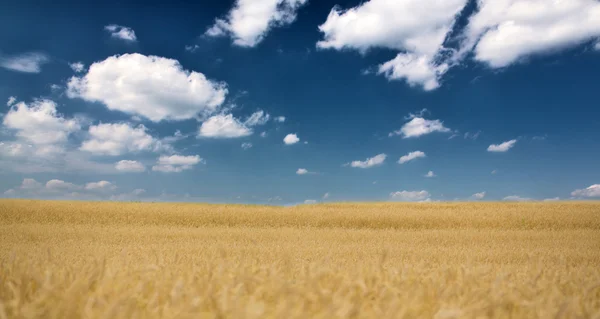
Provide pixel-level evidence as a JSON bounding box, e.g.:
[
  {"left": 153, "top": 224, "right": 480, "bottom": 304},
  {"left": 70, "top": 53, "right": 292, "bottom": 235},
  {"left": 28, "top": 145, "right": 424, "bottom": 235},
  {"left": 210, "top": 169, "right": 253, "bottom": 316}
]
[{"left": 1, "top": 199, "right": 599, "bottom": 318}]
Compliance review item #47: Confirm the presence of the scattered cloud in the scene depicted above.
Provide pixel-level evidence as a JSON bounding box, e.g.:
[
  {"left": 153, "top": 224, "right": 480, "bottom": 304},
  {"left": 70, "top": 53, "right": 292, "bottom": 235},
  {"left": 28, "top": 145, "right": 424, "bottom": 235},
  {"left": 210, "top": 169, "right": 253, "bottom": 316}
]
[
  {"left": 104, "top": 24, "right": 137, "bottom": 41},
  {"left": 296, "top": 168, "right": 309, "bottom": 175},
  {"left": 244, "top": 110, "right": 270, "bottom": 126},
  {"left": 349, "top": 153, "right": 386, "bottom": 169},
  {"left": 491, "top": 169, "right": 498, "bottom": 175},
  {"left": 69, "top": 62, "right": 85, "bottom": 73},
  {"left": 543, "top": 197, "right": 560, "bottom": 202},
  {"left": 205, "top": 0, "right": 309, "bottom": 47},
  {"left": 503, "top": 195, "right": 532, "bottom": 202},
  {"left": 304, "top": 199, "right": 318, "bottom": 204},
  {"left": 85, "top": 181, "right": 117, "bottom": 192},
  {"left": 464, "top": 131, "right": 481, "bottom": 140},
  {"left": 152, "top": 155, "right": 204, "bottom": 173},
  {"left": 115, "top": 160, "right": 146, "bottom": 173},
  {"left": 0, "top": 52, "right": 50, "bottom": 73},
  {"left": 283, "top": 133, "right": 300, "bottom": 145},
  {"left": 390, "top": 190, "right": 431, "bottom": 202},
  {"left": 322, "top": 192, "right": 330, "bottom": 199},
  {"left": 1, "top": 178, "right": 138, "bottom": 200},
  {"left": 241, "top": 142, "right": 253, "bottom": 150},
  {"left": 46, "top": 179, "right": 80, "bottom": 192},
  {"left": 398, "top": 151, "right": 426, "bottom": 164},
  {"left": 472, "top": 191, "right": 486, "bottom": 200},
  {"left": 571, "top": 184, "right": 600, "bottom": 198},
  {"left": 199, "top": 114, "right": 252, "bottom": 138},
  {"left": 67, "top": 53, "right": 227, "bottom": 122},
  {"left": 20, "top": 178, "right": 43, "bottom": 190},
  {"left": 487, "top": 139, "right": 517, "bottom": 152},
  {"left": 260, "top": 131, "right": 268, "bottom": 138},
  {"left": 6, "top": 96, "right": 16, "bottom": 106},
  {"left": 424, "top": 171, "right": 436, "bottom": 178},
  {"left": 81, "top": 123, "right": 165, "bottom": 156},
  {"left": 390, "top": 117, "right": 450, "bottom": 138},
  {"left": 185, "top": 44, "right": 200, "bottom": 53},
  {"left": 274, "top": 116, "right": 286, "bottom": 123}
]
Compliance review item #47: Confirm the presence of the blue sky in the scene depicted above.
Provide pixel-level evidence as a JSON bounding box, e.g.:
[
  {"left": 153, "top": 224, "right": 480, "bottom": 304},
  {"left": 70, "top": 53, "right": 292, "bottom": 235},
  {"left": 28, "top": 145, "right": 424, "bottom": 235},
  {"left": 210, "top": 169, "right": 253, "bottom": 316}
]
[{"left": 1, "top": 0, "right": 600, "bottom": 204}]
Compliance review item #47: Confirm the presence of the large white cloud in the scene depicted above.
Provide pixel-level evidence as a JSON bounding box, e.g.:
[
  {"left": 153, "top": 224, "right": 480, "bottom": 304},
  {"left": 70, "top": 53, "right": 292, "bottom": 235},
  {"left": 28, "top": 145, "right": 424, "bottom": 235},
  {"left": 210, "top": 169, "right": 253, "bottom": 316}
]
[
  {"left": 81, "top": 123, "right": 164, "bottom": 156},
  {"left": 199, "top": 114, "right": 252, "bottom": 138},
  {"left": 571, "top": 184, "right": 600, "bottom": 198},
  {"left": 390, "top": 117, "right": 450, "bottom": 138},
  {"left": 487, "top": 139, "right": 517, "bottom": 152},
  {"left": 0, "top": 52, "right": 50, "bottom": 73},
  {"left": 2, "top": 99, "right": 80, "bottom": 156},
  {"left": 349, "top": 153, "right": 386, "bottom": 168},
  {"left": 152, "top": 155, "right": 204, "bottom": 173},
  {"left": 67, "top": 54, "right": 227, "bottom": 122},
  {"left": 205, "top": 0, "right": 308, "bottom": 47},
  {"left": 390, "top": 190, "right": 430, "bottom": 201},
  {"left": 461, "top": 0, "right": 600, "bottom": 68},
  {"left": 398, "top": 151, "right": 426, "bottom": 164},
  {"left": 317, "top": 0, "right": 467, "bottom": 90}
]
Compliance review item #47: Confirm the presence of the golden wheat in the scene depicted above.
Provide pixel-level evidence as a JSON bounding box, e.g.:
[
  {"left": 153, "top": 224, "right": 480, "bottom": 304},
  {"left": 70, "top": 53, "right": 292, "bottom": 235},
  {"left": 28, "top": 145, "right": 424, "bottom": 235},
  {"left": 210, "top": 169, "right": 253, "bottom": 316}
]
[{"left": 1, "top": 199, "right": 599, "bottom": 318}]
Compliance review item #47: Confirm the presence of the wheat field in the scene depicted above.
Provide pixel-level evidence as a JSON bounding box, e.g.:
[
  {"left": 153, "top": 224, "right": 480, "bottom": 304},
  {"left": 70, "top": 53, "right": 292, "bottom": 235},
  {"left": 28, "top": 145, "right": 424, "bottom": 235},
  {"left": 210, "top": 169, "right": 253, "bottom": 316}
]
[{"left": 0, "top": 200, "right": 599, "bottom": 318}]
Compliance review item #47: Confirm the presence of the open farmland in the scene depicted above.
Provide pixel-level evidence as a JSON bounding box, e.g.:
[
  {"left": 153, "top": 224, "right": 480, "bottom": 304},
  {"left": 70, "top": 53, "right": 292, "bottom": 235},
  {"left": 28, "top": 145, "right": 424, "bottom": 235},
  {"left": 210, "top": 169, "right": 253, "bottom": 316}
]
[{"left": 1, "top": 200, "right": 599, "bottom": 318}]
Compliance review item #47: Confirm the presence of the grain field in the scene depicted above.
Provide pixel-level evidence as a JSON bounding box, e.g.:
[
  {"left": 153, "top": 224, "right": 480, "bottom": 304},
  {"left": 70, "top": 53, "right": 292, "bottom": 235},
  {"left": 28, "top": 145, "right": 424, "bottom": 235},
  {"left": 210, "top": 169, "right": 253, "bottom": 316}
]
[{"left": 1, "top": 200, "right": 599, "bottom": 318}]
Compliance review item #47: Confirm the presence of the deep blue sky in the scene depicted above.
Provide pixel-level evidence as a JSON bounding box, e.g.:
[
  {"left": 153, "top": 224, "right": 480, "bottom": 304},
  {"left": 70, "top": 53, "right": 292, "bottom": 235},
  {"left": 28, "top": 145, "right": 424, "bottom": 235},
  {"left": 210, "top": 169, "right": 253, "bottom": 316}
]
[{"left": 1, "top": 0, "right": 599, "bottom": 203}]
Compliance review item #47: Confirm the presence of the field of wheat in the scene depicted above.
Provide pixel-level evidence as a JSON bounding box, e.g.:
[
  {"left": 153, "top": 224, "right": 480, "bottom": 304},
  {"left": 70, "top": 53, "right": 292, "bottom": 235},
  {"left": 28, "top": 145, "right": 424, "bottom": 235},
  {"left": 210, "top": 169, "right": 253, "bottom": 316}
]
[{"left": 0, "top": 199, "right": 599, "bottom": 318}]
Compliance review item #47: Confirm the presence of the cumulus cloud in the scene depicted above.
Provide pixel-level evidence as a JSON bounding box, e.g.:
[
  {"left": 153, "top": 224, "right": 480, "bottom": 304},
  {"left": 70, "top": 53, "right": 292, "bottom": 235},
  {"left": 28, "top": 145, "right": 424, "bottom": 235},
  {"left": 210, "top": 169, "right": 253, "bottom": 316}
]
[
  {"left": 199, "top": 114, "right": 252, "bottom": 138},
  {"left": 244, "top": 110, "right": 270, "bottom": 126},
  {"left": 46, "top": 179, "right": 80, "bottom": 192},
  {"left": 81, "top": 123, "right": 164, "bottom": 156},
  {"left": 472, "top": 191, "right": 486, "bottom": 199},
  {"left": 283, "top": 133, "right": 300, "bottom": 145},
  {"left": 571, "top": 184, "right": 600, "bottom": 198},
  {"left": 152, "top": 155, "right": 204, "bottom": 173},
  {"left": 104, "top": 24, "right": 137, "bottom": 41},
  {"left": 205, "top": 0, "right": 309, "bottom": 47},
  {"left": 3, "top": 178, "right": 127, "bottom": 199},
  {"left": 424, "top": 171, "right": 436, "bottom": 178},
  {"left": 274, "top": 116, "right": 286, "bottom": 123},
  {"left": 503, "top": 195, "right": 532, "bottom": 202},
  {"left": 390, "top": 117, "right": 450, "bottom": 138},
  {"left": 241, "top": 142, "right": 253, "bottom": 150},
  {"left": 487, "top": 139, "right": 517, "bottom": 152},
  {"left": 115, "top": 160, "right": 146, "bottom": 172},
  {"left": 296, "top": 168, "right": 309, "bottom": 175},
  {"left": 390, "top": 190, "right": 431, "bottom": 201},
  {"left": 67, "top": 53, "right": 227, "bottom": 122},
  {"left": 398, "top": 151, "right": 426, "bottom": 164},
  {"left": 317, "top": 0, "right": 467, "bottom": 90},
  {"left": 20, "top": 178, "right": 43, "bottom": 190},
  {"left": 349, "top": 153, "right": 386, "bottom": 168},
  {"left": 0, "top": 52, "right": 50, "bottom": 73},
  {"left": 85, "top": 181, "right": 117, "bottom": 192},
  {"left": 459, "top": 0, "right": 600, "bottom": 68},
  {"left": 6, "top": 96, "right": 16, "bottom": 106},
  {"left": 69, "top": 62, "right": 85, "bottom": 73}
]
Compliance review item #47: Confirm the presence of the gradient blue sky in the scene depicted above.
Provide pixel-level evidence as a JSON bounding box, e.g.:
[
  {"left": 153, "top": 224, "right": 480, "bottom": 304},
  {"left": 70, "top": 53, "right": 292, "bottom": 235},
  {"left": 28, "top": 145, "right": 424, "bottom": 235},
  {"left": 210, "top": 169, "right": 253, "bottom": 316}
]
[{"left": 1, "top": 0, "right": 600, "bottom": 204}]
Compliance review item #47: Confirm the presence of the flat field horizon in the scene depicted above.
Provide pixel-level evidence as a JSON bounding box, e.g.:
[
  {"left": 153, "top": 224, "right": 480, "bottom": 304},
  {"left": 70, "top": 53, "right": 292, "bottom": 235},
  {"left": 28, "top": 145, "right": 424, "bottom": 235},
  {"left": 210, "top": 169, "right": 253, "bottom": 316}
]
[{"left": 1, "top": 199, "right": 599, "bottom": 318}]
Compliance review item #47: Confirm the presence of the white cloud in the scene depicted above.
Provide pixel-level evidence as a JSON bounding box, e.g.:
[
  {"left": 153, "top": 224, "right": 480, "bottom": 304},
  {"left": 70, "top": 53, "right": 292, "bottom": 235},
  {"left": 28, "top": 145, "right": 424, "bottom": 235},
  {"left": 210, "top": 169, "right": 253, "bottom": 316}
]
[
  {"left": 205, "top": 0, "right": 309, "bottom": 47},
  {"left": 81, "top": 123, "right": 163, "bottom": 156},
  {"left": 67, "top": 53, "right": 227, "bottom": 122},
  {"left": 274, "top": 116, "right": 286, "bottom": 123},
  {"left": 349, "top": 153, "right": 386, "bottom": 168},
  {"left": 244, "top": 110, "right": 270, "bottom": 126},
  {"left": 115, "top": 160, "right": 146, "bottom": 172},
  {"left": 104, "top": 24, "right": 137, "bottom": 41},
  {"left": 487, "top": 139, "right": 517, "bottom": 152},
  {"left": 85, "top": 181, "right": 117, "bottom": 192},
  {"left": 241, "top": 142, "right": 253, "bottom": 150},
  {"left": 460, "top": 0, "right": 600, "bottom": 68},
  {"left": 304, "top": 199, "right": 318, "bottom": 204},
  {"left": 424, "top": 171, "right": 436, "bottom": 178},
  {"left": 390, "top": 190, "right": 430, "bottom": 201},
  {"left": 398, "top": 151, "right": 426, "bottom": 164},
  {"left": 2, "top": 99, "right": 80, "bottom": 154},
  {"left": 503, "top": 195, "right": 532, "bottom": 202},
  {"left": 152, "top": 155, "right": 204, "bottom": 173},
  {"left": 543, "top": 197, "right": 560, "bottom": 202},
  {"left": 390, "top": 117, "right": 450, "bottom": 138},
  {"left": 46, "top": 179, "right": 80, "bottom": 192},
  {"left": 283, "top": 133, "right": 300, "bottom": 145},
  {"left": 185, "top": 44, "right": 200, "bottom": 53},
  {"left": 296, "top": 168, "right": 308, "bottom": 175},
  {"left": 472, "top": 191, "right": 486, "bottom": 199},
  {"left": 491, "top": 169, "right": 498, "bottom": 174},
  {"left": 20, "top": 178, "right": 43, "bottom": 190},
  {"left": 69, "top": 62, "right": 85, "bottom": 73},
  {"left": 571, "top": 184, "right": 600, "bottom": 198},
  {"left": 322, "top": 192, "right": 330, "bottom": 199},
  {"left": 317, "top": 0, "right": 467, "bottom": 90},
  {"left": 6, "top": 96, "right": 16, "bottom": 106},
  {"left": 260, "top": 131, "right": 268, "bottom": 138},
  {"left": 199, "top": 114, "right": 252, "bottom": 138},
  {"left": 0, "top": 52, "right": 50, "bottom": 73}
]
